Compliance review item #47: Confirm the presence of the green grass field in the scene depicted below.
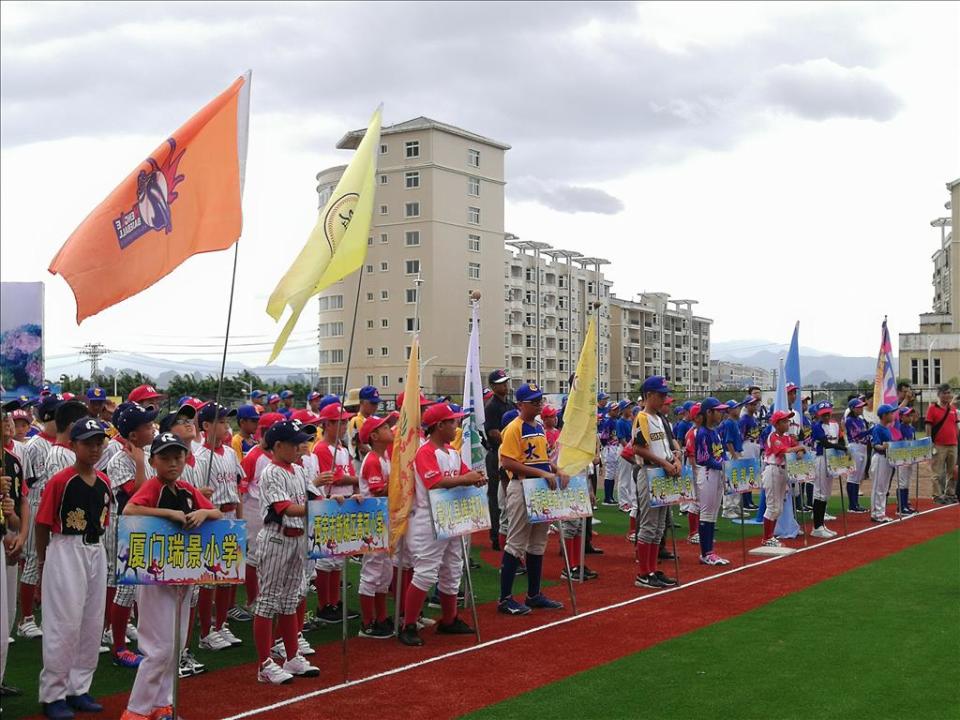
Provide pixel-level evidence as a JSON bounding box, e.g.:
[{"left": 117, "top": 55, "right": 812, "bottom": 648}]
[{"left": 465, "top": 530, "right": 960, "bottom": 720}]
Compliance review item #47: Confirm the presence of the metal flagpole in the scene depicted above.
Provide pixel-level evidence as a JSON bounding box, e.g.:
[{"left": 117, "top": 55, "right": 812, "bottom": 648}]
[
  {"left": 837, "top": 469, "right": 849, "bottom": 537},
  {"left": 460, "top": 536, "right": 481, "bottom": 643},
  {"left": 796, "top": 481, "right": 808, "bottom": 547},
  {"left": 392, "top": 542, "right": 405, "bottom": 637},
  {"left": 915, "top": 462, "right": 921, "bottom": 513},
  {"left": 331, "top": 269, "right": 365, "bottom": 456},
  {"left": 556, "top": 521, "right": 578, "bottom": 614}
]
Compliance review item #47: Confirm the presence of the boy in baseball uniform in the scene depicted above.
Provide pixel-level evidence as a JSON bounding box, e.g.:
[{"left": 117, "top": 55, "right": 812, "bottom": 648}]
[
  {"left": 694, "top": 398, "right": 730, "bottom": 566},
  {"left": 894, "top": 407, "right": 918, "bottom": 515},
  {"left": 869, "top": 405, "right": 898, "bottom": 523},
  {"left": 398, "top": 403, "right": 485, "bottom": 646},
  {"left": 759, "top": 411, "right": 806, "bottom": 547},
  {"left": 843, "top": 399, "right": 870, "bottom": 513},
  {"left": 720, "top": 401, "right": 745, "bottom": 519},
  {"left": 810, "top": 402, "right": 844, "bottom": 539},
  {"left": 35, "top": 418, "right": 112, "bottom": 720},
  {"left": 119, "top": 432, "right": 221, "bottom": 720},
  {"left": 358, "top": 414, "right": 394, "bottom": 639},
  {"left": 738, "top": 396, "right": 762, "bottom": 510},
  {"left": 681, "top": 403, "right": 702, "bottom": 544},
  {"left": 253, "top": 420, "right": 321, "bottom": 684}
]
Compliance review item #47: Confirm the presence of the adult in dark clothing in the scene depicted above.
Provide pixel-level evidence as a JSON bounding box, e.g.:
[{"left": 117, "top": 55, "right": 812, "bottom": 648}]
[{"left": 483, "top": 370, "right": 515, "bottom": 550}]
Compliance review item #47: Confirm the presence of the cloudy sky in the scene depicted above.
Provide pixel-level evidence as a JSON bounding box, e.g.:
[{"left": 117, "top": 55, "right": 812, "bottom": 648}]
[{"left": 1, "top": 1, "right": 957, "bottom": 378}]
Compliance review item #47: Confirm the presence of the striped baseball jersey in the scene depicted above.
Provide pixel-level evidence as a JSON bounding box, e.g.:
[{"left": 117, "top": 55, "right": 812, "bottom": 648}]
[
  {"left": 45, "top": 443, "right": 77, "bottom": 482},
  {"left": 259, "top": 460, "right": 307, "bottom": 530},
  {"left": 413, "top": 442, "right": 468, "bottom": 510},
  {"left": 106, "top": 446, "right": 156, "bottom": 514},
  {"left": 22, "top": 432, "right": 54, "bottom": 503},
  {"left": 296, "top": 452, "right": 321, "bottom": 499},
  {"left": 194, "top": 444, "right": 242, "bottom": 506},
  {"left": 95, "top": 437, "right": 123, "bottom": 472},
  {"left": 180, "top": 453, "right": 201, "bottom": 488}
]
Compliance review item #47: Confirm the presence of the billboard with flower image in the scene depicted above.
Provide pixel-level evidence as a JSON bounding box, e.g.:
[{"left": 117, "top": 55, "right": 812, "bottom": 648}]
[{"left": 1, "top": 282, "right": 44, "bottom": 400}]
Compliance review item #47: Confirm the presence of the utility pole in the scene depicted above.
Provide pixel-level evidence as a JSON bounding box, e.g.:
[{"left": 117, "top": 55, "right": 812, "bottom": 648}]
[{"left": 79, "top": 343, "right": 111, "bottom": 381}]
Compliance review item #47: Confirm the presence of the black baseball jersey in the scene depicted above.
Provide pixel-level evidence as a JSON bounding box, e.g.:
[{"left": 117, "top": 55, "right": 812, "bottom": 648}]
[
  {"left": 36, "top": 466, "right": 112, "bottom": 545},
  {"left": 2, "top": 442, "right": 24, "bottom": 532}
]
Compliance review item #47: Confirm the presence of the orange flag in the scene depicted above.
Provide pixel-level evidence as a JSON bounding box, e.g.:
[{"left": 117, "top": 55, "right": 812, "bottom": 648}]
[{"left": 49, "top": 72, "right": 251, "bottom": 323}]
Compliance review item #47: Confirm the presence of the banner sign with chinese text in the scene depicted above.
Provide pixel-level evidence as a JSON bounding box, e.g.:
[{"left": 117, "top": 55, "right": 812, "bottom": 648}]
[
  {"left": 648, "top": 465, "right": 696, "bottom": 507},
  {"left": 307, "top": 497, "right": 388, "bottom": 559},
  {"left": 115, "top": 517, "right": 245, "bottom": 586},
  {"left": 522, "top": 474, "right": 592, "bottom": 524},
  {"left": 428, "top": 486, "right": 491, "bottom": 540},
  {"left": 723, "top": 457, "right": 762, "bottom": 495}
]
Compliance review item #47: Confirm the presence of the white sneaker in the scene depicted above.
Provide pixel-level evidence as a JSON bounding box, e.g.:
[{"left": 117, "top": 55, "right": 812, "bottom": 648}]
[
  {"left": 282, "top": 654, "right": 320, "bottom": 677},
  {"left": 199, "top": 630, "right": 231, "bottom": 651},
  {"left": 125, "top": 623, "right": 139, "bottom": 642},
  {"left": 17, "top": 617, "right": 42, "bottom": 639},
  {"left": 297, "top": 632, "right": 315, "bottom": 656},
  {"left": 416, "top": 615, "right": 436, "bottom": 630},
  {"left": 218, "top": 624, "right": 242, "bottom": 645},
  {"left": 592, "top": 518, "right": 601, "bottom": 525},
  {"left": 258, "top": 658, "right": 294, "bottom": 685},
  {"left": 811, "top": 526, "right": 833, "bottom": 539},
  {"left": 824, "top": 512, "right": 837, "bottom": 521},
  {"left": 824, "top": 526, "right": 838, "bottom": 537},
  {"left": 761, "top": 537, "right": 783, "bottom": 548},
  {"left": 184, "top": 649, "right": 205, "bottom": 675},
  {"left": 101, "top": 627, "right": 113, "bottom": 646},
  {"left": 687, "top": 533, "right": 700, "bottom": 544},
  {"left": 99, "top": 644, "right": 110, "bottom": 654},
  {"left": 271, "top": 638, "right": 287, "bottom": 660}
]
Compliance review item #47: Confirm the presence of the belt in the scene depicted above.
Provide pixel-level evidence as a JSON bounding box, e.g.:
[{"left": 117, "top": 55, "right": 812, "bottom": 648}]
[
  {"left": 220, "top": 503, "right": 238, "bottom": 512},
  {"left": 765, "top": 463, "right": 785, "bottom": 468},
  {"left": 282, "top": 527, "right": 304, "bottom": 537}
]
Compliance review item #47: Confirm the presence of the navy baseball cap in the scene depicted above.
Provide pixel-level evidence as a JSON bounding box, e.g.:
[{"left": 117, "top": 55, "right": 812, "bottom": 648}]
[
  {"left": 699, "top": 397, "right": 725, "bottom": 414},
  {"left": 158, "top": 406, "right": 196, "bottom": 434},
  {"left": 742, "top": 395, "right": 760, "bottom": 405},
  {"left": 488, "top": 369, "right": 510, "bottom": 385},
  {"left": 264, "top": 420, "right": 312, "bottom": 449},
  {"left": 237, "top": 404, "right": 261, "bottom": 421},
  {"left": 71, "top": 417, "right": 108, "bottom": 442},
  {"left": 597, "top": 392, "right": 609, "bottom": 402},
  {"left": 86, "top": 387, "right": 107, "bottom": 402},
  {"left": 111, "top": 401, "right": 137, "bottom": 426},
  {"left": 640, "top": 376, "right": 670, "bottom": 396},
  {"left": 250, "top": 389, "right": 266, "bottom": 400},
  {"left": 36, "top": 394, "right": 64, "bottom": 422},
  {"left": 150, "top": 431, "right": 189, "bottom": 457},
  {"left": 359, "top": 386, "right": 381, "bottom": 403},
  {"left": 306, "top": 390, "right": 321, "bottom": 402},
  {"left": 197, "top": 403, "right": 237, "bottom": 424},
  {"left": 501, "top": 408, "right": 519, "bottom": 428},
  {"left": 848, "top": 398, "right": 866, "bottom": 410},
  {"left": 116, "top": 404, "right": 159, "bottom": 438},
  {"left": 515, "top": 383, "right": 544, "bottom": 403},
  {"left": 318, "top": 394, "right": 340, "bottom": 410},
  {"left": 279, "top": 389, "right": 294, "bottom": 400}
]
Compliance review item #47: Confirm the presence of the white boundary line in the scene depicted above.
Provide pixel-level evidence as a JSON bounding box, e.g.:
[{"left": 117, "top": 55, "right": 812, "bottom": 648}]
[{"left": 222, "top": 504, "right": 956, "bottom": 720}]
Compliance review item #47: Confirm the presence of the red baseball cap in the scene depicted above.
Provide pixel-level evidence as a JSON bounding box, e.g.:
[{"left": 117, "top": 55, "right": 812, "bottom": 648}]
[
  {"left": 359, "top": 415, "right": 391, "bottom": 444},
  {"left": 396, "top": 391, "right": 434, "bottom": 408},
  {"left": 421, "top": 403, "right": 466, "bottom": 428},
  {"left": 541, "top": 405, "right": 558, "bottom": 418},
  {"left": 689, "top": 402, "right": 702, "bottom": 418},
  {"left": 185, "top": 397, "right": 207, "bottom": 411},
  {"left": 663, "top": 396, "right": 675, "bottom": 405},
  {"left": 290, "top": 409, "right": 321, "bottom": 426},
  {"left": 318, "top": 403, "right": 354, "bottom": 422},
  {"left": 128, "top": 384, "right": 163, "bottom": 404},
  {"left": 770, "top": 410, "right": 795, "bottom": 424},
  {"left": 257, "top": 411, "right": 286, "bottom": 430}
]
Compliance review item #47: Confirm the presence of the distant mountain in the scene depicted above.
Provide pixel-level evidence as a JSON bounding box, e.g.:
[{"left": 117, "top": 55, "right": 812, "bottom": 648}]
[
  {"left": 712, "top": 339, "right": 830, "bottom": 359},
  {"left": 711, "top": 339, "right": 885, "bottom": 385}
]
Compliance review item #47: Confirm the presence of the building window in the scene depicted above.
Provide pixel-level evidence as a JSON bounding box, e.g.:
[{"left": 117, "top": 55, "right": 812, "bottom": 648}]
[
  {"left": 525, "top": 267, "right": 535, "bottom": 282},
  {"left": 468, "top": 262, "right": 481, "bottom": 280},
  {"left": 381, "top": 375, "right": 389, "bottom": 387},
  {"left": 405, "top": 202, "right": 420, "bottom": 218},
  {"left": 317, "top": 295, "right": 343, "bottom": 311},
  {"left": 367, "top": 236, "right": 373, "bottom": 246},
  {"left": 318, "top": 350, "right": 329, "bottom": 364},
  {"left": 405, "top": 288, "right": 418, "bottom": 304},
  {"left": 366, "top": 292, "right": 374, "bottom": 302},
  {"left": 405, "top": 171, "right": 420, "bottom": 188},
  {"left": 380, "top": 233, "right": 388, "bottom": 244},
  {"left": 405, "top": 140, "right": 420, "bottom": 158},
  {"left": 379, "top": 174, "right": 388, "bottom": 185},
  {"left": 467, "top": 206, "right": 480, "bottom": 225},
  {"left": 525, "top": 312, "right": 535, "bottom": 326},
  {"left": 367, "top": 347, "right": 374, "bottom": 357},
  {"left": 379, "top": 205, "right": 388, "bottom": 216},
  {"left": 329, "top": 322, "right": 343, "bottom": 337},
  {"left": 525, "top": 335, "right": 535, "bottom": 348},
  {"left": 381, "top": 347, "right": 389, "bottom": 357},
  {"left": 405, "top": 346, "right": 412, "bottom": 360},
  {"left": 468, "top": 148, "right": 480, "bottom": 167},
  {"left": 934, "top": 358, "right": 942, "bottom": 384},
  {"left": 911, "top": 358, "right": 919, "bottom": 385},
  {"left": 331, "top": 349, "right": 344, "bottom": 364},
  {"left": 380, "top": 290, "right": 389, "bottom": 301},
  {"left": 405, "top": 230, "right": 421, "bottom": 246},
  {"left": 328, "top": 376, "right": 344, "bottom": 395},
  {"left": 467, "top": 176, "right": 480, "bottom": 196},
  {"left": 526, "top": 357, "right": 536, "bottom": 371},
  {"left": 405, "top": 259, "right": 420, "bottom": 275},
  {"left": 405, "top": 317, "right": 420, "bottom": 332},
  {"left": 380, "top": 261, "right": 389, "bottom": 272},
  {"left": 468, "top": 234, "right": 480, "bottom": 252},
  {"left": 381, "top": 318, "right": 389, "bottom": 328},
  {"left": 380, "top": 143, "right": 388, "bottom": 155},
  {"left": 366, "top": 319, "right": 374, "bottom": 330}
]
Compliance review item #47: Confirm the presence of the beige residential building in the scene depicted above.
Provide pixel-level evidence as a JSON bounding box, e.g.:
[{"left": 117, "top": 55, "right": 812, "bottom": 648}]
[
  {"left": 609, "top": 294, "right": 712, "bottom": 395},
  {"left": 709, "top": 360, "right": 774, "bottom": 390},
  {"left": 313, "top": 117, "right": 510, "bottom": 397},
  {"left": 502, "top": 242, "right": 612, "bottom": 394},
  {"left": 899, "top": 179, "right": 960, "bottom": 389}
]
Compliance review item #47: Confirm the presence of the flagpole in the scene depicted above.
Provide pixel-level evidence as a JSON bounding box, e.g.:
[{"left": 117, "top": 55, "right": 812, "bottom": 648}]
[{"left": 332, "top": 269, "right": 365, "bottom": 449}]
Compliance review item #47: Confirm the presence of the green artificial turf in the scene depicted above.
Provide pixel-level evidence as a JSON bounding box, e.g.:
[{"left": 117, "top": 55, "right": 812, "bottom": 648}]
[{"left": 464, "top": 530, "right": 960, "bottom": 720}]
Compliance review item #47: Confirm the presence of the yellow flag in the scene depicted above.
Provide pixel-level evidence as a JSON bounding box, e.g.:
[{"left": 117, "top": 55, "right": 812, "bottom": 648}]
[
  {"left": 388, "top": 334, "right": 421, "bottom": 550},
  {"left": 265, "top": 106, "right": 382, "bottom": 363},
  {"left": 557, "top": 316, "right": 598, "bottom": 476}
]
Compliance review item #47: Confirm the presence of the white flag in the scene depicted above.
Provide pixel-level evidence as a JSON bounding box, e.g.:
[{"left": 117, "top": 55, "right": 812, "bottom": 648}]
[{"left": 461, "top": 300, "right": 486, "bottom": 471}]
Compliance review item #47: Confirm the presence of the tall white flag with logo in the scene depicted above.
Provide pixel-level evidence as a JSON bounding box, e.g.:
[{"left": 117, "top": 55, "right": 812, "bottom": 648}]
[{"left": 461, "top": 299, "right": 486, "bottom": 472}]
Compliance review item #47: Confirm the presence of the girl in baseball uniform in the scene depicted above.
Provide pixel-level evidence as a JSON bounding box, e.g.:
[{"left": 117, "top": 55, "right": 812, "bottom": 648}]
[
  {"left": 810, "top": 402, "right": 844, "bottom": 539},
  {"left": 760, "top": 411, "right": 806, "bottom": 548},
  {"left": 843, "top": 399, "right": 870, "bottom": 513},
  {"left": 682, "top": 404, "right": 702, "bottom": 544},
  {"left": 894, "top": 407, "right": 918, "bottom": 515},
  {"left": 357, "top": 415, "right": 394, "bottom": 639},
  {"left": 694, "top": 398, "right": 729, "bottom": 566},
  {"left": 398, "top": 403, "right": 484, "bottom": 647},
  {"left": 119, "top": 432, "right": 221, "bottom": 720}
]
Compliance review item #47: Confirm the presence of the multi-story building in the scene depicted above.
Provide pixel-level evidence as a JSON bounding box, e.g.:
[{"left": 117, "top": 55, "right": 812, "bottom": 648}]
[
  {"left": 313, "top": 117, "right": 510, "bottom": 397},
  {"left": 502, "top": 242, "right": 612, "bottom": 395},
  {"left": 899, "top": 179, "right": 960, "bottom": 389},
  {"left": 609, "top": 295, "right": 712, "bottom": 395},
  {"left": 709, "top": 360, "right": 774, "bottom": 390}
]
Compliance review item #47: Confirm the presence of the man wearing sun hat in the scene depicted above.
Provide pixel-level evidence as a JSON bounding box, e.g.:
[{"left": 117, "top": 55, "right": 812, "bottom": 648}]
[{"left": 483, "top": 370, "right": 514, "bottom": 551}]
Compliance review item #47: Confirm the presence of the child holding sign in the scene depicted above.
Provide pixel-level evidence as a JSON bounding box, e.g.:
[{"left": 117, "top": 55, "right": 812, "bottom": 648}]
[
  {"left": 759, "top": 411, "right": 806, "bottom": 547},
  {"left": 399, "top": 403, "right": 485, "bottom": 647},
  {"left": 843, "top": 399, "right": 870, "bottom": 513},
  {"left": 695, "top": 398, "right": 730, "bottom": 565},
  {"left": 119, "top": 432, "right": 221, "bottom": 720},
  {"left": 810, "top": 402, "right": 844, "bottom": 539},
  {"left": 894, "top": 407, "right": 917, "bottom": 516},
  {"left": 869, "top": 405, "right": 898, "bottom": 523}
]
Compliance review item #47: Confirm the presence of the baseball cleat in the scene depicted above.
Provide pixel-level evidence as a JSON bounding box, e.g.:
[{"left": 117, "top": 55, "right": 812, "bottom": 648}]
[
  {"left": 258, "top": 658, "right": 294, "bottom": 685},
  {"left": 398, "top": 624, "right": 424, "bottom": 646},
  {"left": 218, "top": 624, "right": 242, "bottom": 645},
  {"left": 525, "top": 593, "right": 563, "bottom": 610},
  {"left": 113, "top": 649, "right": 144, "bottom": 668},
  {"left": 634, "top": 573, "right": 665, "bottom": 589},
  {"left": 18, "top": 617, "right": 43, "bottom": 639},
  {"left": 699, "top": 553, "right": 730, "bottom": 566},
  {"left": 199, "top": 630, "right": 231, "bottom": 651},
  {"left": 497, "top": 598, "right": 531, "bottom": 616},
  {"left": 436, "top": 617, "right": 474, "bottom": 635},
  {"left": 282, "top": 654, "right": 320, "bottom": 677}
]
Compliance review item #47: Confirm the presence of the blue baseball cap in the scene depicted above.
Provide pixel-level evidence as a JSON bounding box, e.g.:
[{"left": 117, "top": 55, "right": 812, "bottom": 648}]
[
  {"left": 597, "top": 392, "right": 610, "bottom": 402},
  {"left": 266, "top": 393, "right": 281, "bottom": 405},
  {"left": 178, "top": 395, "right": 194, "bottom": 407},
  {"left": 448, "top": 403, "right": 463, "bottom": 413},
  {"left": 699, "top": 397, "right": 725, "bottom": 414},
  {"left": 264, "top": 420, "right": 312, "bottom": 449},
  {"left": 116, "top": 404, "right": 159, "bottom": 438},
  {"left": 306, "top": 390, "right": 322, "bottom": 402},
  {"left": 197, "top": 403, "right": 237, "bottom": 424},
  {"left": 359, "top": 386, "right": 381, "bottom": 403},
  {"left": 318, "top": 394, "right": 340, "bottom": 411},
  {"left": 85, "top": 387, "right": 106, "bottom": 401},
  {"left": 618, "top": 399, "right": 633, "bottom": 411},
  {"left": 501, "top": 408, "right": 519, "bottom": 429},
  {"left": 71, "top": 417, "right": 108, "bottom": 442},
  {"left": 723, "top": 400, "right": 743, "bottom": 411},
  {"left": 250, "top": 389, "right": 266, "bottom": 400},
  {"left": 279, "top": 390, "right": 294, "bottom": 400},
  {"left": 237, "top": 404, "right": 261, "bottom": 421},
  {"left": 848, "top": 398, "right": 866, "bottom": 410},
  {"left": 516, "top": 383, "right": 544, "bottom": 403},
  {"left": 640, "top": 376, "right": 670, "bottom": 396},
  {"left": 876, "top": 403, "right": 897, "bottom": 417},
  {"left": 742, "top": 395, "right": 759, "bottom": 405},
  {"left": 488, "top": 369, "right": 510, "bottom": 385},
  {"left": 36, "top": 394, "right": 64, "bottom": 422},
  {"left": 676, "top": 400, "right": 695, "bottom": 414}
]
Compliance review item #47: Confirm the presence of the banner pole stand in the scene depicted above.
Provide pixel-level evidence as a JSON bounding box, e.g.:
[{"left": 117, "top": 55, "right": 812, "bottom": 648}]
[
  {"left": 796, "top": 483, "right": 808, "bottom": 548},
  {"left": 915, "top": 462, "right": 920, "bottom": 514},
  {"left": 556, "top": 522, "right": 578, "bottom": 615},
  {"left": 393, "top": 540, "right": 404, "bottom": 637},
  {"left": 341, "top": 560, "right": 348, "bottom": 681},
  {"left": 578, "top": 516, "right": 587, "bottom": 584},
  {"left": 737, "top": 499, "right": 747, "bottom": 566},
  {"left": 668, "top": 506, "right": 680, "bottom": 586},
  {"left": 460, "top": 536, "right": 481, "bottom": 644},
  {"left": 837, "top": 472, "right": 848, "bottom": 538},
  {"left": 172, "top": 586, "right": 184, "bottom": 720}
]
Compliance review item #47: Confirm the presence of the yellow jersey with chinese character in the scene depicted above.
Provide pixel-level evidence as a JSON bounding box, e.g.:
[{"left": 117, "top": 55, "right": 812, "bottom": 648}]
[{"left": 499, "top": 417, "right": 550, "bottom": 479}]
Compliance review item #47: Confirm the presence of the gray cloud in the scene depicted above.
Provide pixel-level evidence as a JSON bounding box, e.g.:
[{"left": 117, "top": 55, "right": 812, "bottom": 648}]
[
  {"left": 511, "top": 179, "right": 625, "bottom": 214},
  {"left": 1, "top": 1, "right": 903, "bottom": 211}
]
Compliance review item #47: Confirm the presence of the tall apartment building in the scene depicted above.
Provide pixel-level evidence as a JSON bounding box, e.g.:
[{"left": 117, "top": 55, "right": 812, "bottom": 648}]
[
  {"left": 608, "top": 294, "right": 712, "bottom": 395},
  {"left": 502, "top": 242, "right": 612, "bottom": 395},
  {"left": 899, "top": 179, "right": 960, "bottom": 389},
  {"left": 313, "top": 118, "right": 510, "bottom": 397},
  {"left": 709, "top": 360, "right": 774, "bottom": 389}
]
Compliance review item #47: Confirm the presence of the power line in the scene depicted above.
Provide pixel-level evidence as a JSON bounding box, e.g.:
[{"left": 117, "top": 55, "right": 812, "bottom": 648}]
[{"left": 78, "top": 342, "right": 111, "bottom": 379}]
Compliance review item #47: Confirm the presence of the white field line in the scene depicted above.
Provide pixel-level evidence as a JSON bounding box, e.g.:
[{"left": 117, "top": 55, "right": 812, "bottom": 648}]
[{"left": 222, "top": 503, "right": 955, "bottom": 720}]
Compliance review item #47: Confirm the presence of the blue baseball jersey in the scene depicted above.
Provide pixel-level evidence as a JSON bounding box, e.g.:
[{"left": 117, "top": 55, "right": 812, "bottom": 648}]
[
  {"left": 870, "top": 424, "right": 893, "bottom": 446},
  {"left": 673, "top": 420, "right": 693, "bottom": 448},
  {"left": 845, "top": 415, "right": 869, "bottom": 444},
  {"left": 720, "top": 417, "right": 743, "bottom": 453},
  {"left": 615, "top": 417, "right": 633, "bottom": 443},
  {"left": 738, "top": 414, "right": 760, "bottom": 444},
  {"left": 896, "top": 421, "right": 915, "bottom": 441},
  {"left": 695, "top": 426, "right": 726, "bottom": 470}
]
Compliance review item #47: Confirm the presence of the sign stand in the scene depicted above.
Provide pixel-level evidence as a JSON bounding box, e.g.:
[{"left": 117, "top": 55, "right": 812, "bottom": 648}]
[
  {"left": 737, "top": 502, "right": 747, "bottom": 566},
  {"left": 578, "top": 516, "right": 587, "bottom": 584},
  {"left": 556, "top": 522, "right": 578, "bottom": 615},
  {"left": 667, "top": 506, "right": 681, "bottom": 585},
  {"left": 836, "top": 472, "right": 849, "bottom": 537},
  {"left": 393, "top": 540, "right": 405, "bottom": 637},
  {"left": 915, "top": 462, "right": 921, "bottom": 513},
  {"left": 341, "top": 563, "right": 348, "bottom": 681},
  {"left": 460, "top": 536, "right": 481, "bottom": 643},
  {"left": 796, "top": 483, "right": 808, "bottom": 547},
  {"left": 171, "top": 586, "right": 184, "bottom": 720}
]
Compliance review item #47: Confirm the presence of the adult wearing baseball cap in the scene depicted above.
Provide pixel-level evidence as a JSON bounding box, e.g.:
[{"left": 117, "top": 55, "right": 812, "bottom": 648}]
[
  {"left": 497, "top": 383, "right": 565, "bottom": 616},
  {"left": 483, "top": 370, "right": 514, "bottom": 551}
]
